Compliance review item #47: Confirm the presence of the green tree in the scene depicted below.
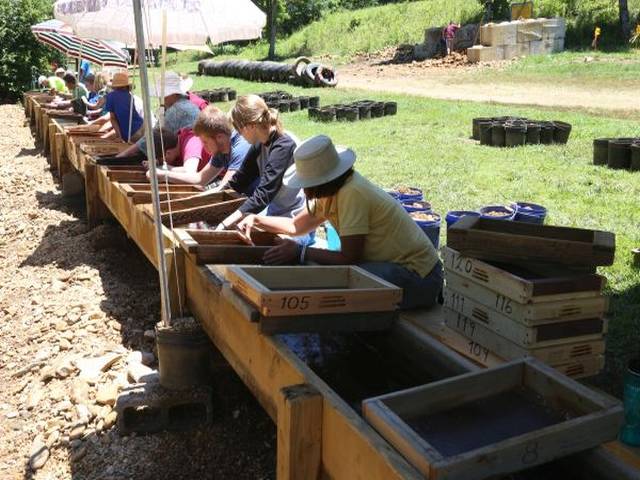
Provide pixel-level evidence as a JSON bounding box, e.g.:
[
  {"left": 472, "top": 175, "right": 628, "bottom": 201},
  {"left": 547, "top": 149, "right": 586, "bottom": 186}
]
[{"left": 0, "top": 0, "right": 61, "bottom": 100}]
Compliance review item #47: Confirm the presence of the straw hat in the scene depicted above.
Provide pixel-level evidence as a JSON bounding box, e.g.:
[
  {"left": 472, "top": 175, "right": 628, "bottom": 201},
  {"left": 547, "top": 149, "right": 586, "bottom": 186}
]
[
  {"left": 284, "top": 135, "right": 356, "bottom": 189},
  {"left": 110, "top": 71, "right": 131, "bottom": 88},
  {"left": 55, "top": 67, "right": 66, "bottom": 76},
  {"left": 155, "top": 71, "right": 192, "bottom": 97}
]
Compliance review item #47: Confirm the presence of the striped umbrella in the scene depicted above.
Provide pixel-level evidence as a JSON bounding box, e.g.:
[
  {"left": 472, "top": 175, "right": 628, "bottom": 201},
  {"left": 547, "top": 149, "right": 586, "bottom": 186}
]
[{"left": 31, "top": 19, "right": 128, "bottom": 68}]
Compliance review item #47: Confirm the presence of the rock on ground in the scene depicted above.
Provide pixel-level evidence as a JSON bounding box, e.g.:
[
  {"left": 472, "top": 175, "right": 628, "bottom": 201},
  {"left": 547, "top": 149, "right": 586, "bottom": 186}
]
[{"left": 0, "top": 103, "right": 275, "bottom": 479}]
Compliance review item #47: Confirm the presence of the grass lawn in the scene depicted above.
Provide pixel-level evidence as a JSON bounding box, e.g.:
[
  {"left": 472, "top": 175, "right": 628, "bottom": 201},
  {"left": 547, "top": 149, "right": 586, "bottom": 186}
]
[
  {"left": 466, "top": 49, "right": 640, "bottom": 89},
  {"left": 140, "top": 66, "right": 640, "bottom": 397}
]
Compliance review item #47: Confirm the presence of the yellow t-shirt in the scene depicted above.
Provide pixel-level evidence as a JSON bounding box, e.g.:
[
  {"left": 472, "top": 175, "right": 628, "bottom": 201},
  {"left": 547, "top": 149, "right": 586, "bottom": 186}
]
[{"left": 311, "top": 172, "right": 438, "bottom": 277}]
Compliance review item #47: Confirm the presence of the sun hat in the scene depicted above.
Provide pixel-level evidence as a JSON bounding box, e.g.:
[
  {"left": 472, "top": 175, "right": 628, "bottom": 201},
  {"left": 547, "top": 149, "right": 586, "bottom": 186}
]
[
  {"left": 110, "top": 71, "right": 131, "bottom": 88},
  {"left": 154, "top": 71, "right": 192, "bottom": 97},
  {"left": 38, "top": 75, "right": 47, "bottom": 86},
  {"left": 55, "top": 67, "right": 66, "bottom": 76},
  {"left": 284, "top": 135, "right": 356, "bottom": 189}
]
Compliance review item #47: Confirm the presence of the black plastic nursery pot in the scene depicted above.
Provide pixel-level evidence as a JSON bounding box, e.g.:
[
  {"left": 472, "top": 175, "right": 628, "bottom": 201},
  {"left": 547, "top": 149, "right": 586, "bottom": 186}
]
[{"left": 156, "top": 322, "right": 212, "bottom": 390}]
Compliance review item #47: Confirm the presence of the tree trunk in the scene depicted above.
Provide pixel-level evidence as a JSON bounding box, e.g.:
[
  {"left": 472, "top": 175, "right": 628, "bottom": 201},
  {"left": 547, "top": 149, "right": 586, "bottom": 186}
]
[
  {"left": 268, "top": 0, "right": 277, "bottom": 60},
  {"left": 619, "top": 0, "right": 631, "bottom": 41}
]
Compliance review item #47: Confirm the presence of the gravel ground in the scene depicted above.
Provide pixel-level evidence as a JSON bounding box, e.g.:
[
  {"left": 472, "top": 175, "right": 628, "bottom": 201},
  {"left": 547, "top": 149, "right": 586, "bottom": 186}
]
[{"left": 0, "top": 103, "right": 275, "bottom": 480}]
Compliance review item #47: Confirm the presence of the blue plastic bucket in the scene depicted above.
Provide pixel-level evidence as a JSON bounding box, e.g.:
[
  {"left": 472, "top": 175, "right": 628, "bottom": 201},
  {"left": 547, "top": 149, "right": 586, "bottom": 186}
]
[
  {"left": 445, "top": 210, "right": 480, "bottom": 228},
  {"left": 384, "top": 189, "right": 401, "bottom": 201},
  {"left": 325, "top": 223, "right": 341, "bottom": 251},
  {"left": 479, "top": 205, "right": 515, "bottom": 221},
  {"left": 397, "top": 187, "right": 423, "bottom": 203},
  {"left": 402, "top": 200, "right": 432, "bottom": 213},
  {"left": 410, "top": 212, "right": 441, "bottom": 249},
  {"left": 512, "top": 202, "right": 547, "bottom": 224}
]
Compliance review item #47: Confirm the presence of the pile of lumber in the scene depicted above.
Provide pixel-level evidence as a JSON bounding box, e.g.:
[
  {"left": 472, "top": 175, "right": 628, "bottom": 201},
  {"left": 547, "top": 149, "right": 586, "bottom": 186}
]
[{"left": 443, "top": 216, "right": 615, "bottom": 378}]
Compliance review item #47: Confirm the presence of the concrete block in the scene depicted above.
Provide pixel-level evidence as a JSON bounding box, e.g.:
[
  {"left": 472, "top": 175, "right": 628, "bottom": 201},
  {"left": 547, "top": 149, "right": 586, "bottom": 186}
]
[
  {"left": 115, "top": 382, "right": 212, "bottom": 435},
  {"left": 553, "top": 37, "right": 565, "bottom": 53},
  {"left": 529, "top": 40, "right": 544, "bottom": 55},
  {"left": 480, "top": 23, "right": 494, "bottom": 46},
  {"left": 517, "top": 42, "right": 530, "bottom": 57},
  {"left": 504, "top": 44, "right": 518, "bottom": 60}
]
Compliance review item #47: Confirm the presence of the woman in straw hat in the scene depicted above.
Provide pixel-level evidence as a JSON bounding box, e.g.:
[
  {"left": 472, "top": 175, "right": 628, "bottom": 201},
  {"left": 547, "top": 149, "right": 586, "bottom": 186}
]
[
  {"left": 215, "top": 94, "right": 305, "bottom": 233},
  {"left": 238, "top": 134, "right": 443, "bottom": 309}
]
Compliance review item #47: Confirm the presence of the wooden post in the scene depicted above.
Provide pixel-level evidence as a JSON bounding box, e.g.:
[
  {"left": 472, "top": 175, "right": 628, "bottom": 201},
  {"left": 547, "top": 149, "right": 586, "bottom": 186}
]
[
  {"left": 277, "top": 384, "right": 323, "bottom": 480},
  {"left": 84, "top": 161, "right": 111, "bottom": 228},
  {"left": 55, "top": 133, "right": 67, "bottom": 179},
  {"left": 42, "top": 113, "right": 50, "bottom": 152},
  {"left": 48, "top": 124, "right": 57, "bottom": 166}
]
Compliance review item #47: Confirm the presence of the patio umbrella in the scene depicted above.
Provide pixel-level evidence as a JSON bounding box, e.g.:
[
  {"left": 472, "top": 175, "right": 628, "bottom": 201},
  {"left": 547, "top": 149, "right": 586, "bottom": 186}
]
[
  {"left": 53, "top": 0, "right": 266, "bottom": 49},
  {"left": 31, "top": 19, "right": 129, "bottom": 68},
  {"left": 52, "top": 0, "right": 266, "bottom": 326}
]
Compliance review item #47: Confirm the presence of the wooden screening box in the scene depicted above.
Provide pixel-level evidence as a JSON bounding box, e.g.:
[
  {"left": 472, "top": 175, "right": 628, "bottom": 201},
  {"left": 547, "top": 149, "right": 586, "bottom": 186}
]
[
  {"left": 175, "top": 228, "right": 279, "bottom": 265},
  {"left": 445, "top": 271, "right": 608, "bottom": 325},
  {"left": 363, "top": 358, "right": 623, "bottom": 480},
  {"left": 441, "top": 247, "right": 605, "bottom": 303},
  {"left": 443, "top": 307, "right": 606, "bottom": 369},
  {"left": 141, "top": 190, "right": 245, "bottom": 227},
  {"left": 447, "top": 216, "right": 615, "bottom": 267},
  {"left": 443, "top": 287, "right": 607, "bottom": 348},
  {"left": 226, "top": 266, "right": 402, "bottom": 317}
]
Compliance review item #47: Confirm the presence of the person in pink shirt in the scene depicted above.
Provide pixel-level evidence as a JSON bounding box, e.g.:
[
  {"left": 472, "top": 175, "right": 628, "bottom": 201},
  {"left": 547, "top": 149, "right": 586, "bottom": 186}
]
[
  {"left": 443, "top": 21, "right": 461, "bottom": 56},
  {"left": 146, "top": 128, "right": 211, "bottom": 182}
]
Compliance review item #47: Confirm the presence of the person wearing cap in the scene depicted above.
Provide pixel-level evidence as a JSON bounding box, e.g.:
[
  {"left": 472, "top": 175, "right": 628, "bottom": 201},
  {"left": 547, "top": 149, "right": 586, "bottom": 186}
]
[
  {"left": 116, "top": 71, "right": 200, "bottom": 158},
  {"left": 55, "top": 67, "right": 66, "bottom": 78},
  {"left": 215, "top": 94, "right": 305, "bottom": 233},
  {"left": 147, "top": 105, "right": 252, "bottom": 189},
  {"left": 104, "top": 71, "right": 145, "bottom": 142},
  {"left": 237, "top": 134, "right": 443, "bottom": 310}
]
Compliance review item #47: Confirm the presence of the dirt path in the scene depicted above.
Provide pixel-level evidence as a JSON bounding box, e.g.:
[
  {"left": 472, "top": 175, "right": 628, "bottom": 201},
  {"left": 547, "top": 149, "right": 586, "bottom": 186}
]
[
  {"left": 0, "top": 104, "right": 274, "bottom": 480},
  {"left": 338, "top": 60, "right": 639, "bottom": 114}
]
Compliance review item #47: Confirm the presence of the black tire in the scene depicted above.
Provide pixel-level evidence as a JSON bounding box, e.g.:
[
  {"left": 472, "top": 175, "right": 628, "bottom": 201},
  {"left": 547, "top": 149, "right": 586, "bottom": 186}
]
[
  {"left": 304, "top": 63, "right": 321, "bottom": 86},
  {"left": 293, "top": 56, "right": 311, "bottom": 79}
]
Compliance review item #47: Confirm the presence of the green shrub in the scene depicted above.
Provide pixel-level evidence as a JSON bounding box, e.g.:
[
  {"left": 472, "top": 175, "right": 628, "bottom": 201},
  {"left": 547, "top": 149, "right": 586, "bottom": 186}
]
[
  {"left": 0, "top": 0, "right": 63, "bottom": 101},
  {"left": 537, "top": 0, "right": 640, "bottom": 48}
]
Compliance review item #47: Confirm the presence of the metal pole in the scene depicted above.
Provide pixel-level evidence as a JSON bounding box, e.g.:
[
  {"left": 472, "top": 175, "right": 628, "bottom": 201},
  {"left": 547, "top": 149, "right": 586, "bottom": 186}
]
[{"left": 132, "top": 0, "right": 172, "bottom": 327}]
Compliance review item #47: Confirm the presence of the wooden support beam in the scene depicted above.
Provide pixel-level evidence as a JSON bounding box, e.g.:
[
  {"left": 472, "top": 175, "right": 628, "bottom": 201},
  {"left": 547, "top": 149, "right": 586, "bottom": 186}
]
[
  {"left": 52, "top": 133, "right": 72, "bottom": 180},
  {"left": 277, "top": 384, "right": 323, "bottom": 480},
  {"left": 85, "top": 161, "right": 111, "bottom": 228}
]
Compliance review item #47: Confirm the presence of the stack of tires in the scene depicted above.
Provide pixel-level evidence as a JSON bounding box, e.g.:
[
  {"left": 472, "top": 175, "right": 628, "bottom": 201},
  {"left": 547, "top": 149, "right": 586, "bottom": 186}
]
[
  {"left": 472, "top": 116, "right": 572, "bottom": 147},
  {"left": 197, "top": 57, "right": 337, "bottom": 87},
  {"left": 258, "top": 91, "right": 320, "bottom": 112},
  {"left": 593, "top": 137, "right": 640, "bottom": 171},
  {"left": 309, "top": 100, "right": 397, "bottom": 123}
]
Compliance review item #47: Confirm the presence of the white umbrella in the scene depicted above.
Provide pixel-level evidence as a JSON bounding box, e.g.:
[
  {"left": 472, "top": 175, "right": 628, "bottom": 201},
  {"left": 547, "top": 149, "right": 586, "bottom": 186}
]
[
  {"left": 54, "top": 0, "right": 266, "bottom": 326},
  {"left": 54, "top": 0, "right": 266, "bottom": 49}
]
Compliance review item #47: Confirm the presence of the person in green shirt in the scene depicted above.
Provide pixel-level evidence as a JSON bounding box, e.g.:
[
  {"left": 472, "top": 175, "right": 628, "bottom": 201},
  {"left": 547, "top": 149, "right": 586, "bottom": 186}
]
[
  {"left": 63, "top": 72, "right": 89, "bottom": 100},
  {"left": 237, "top": 134, "right": 443, "bottom": 310},
  {"left": 38, "top": 75, "right": 68, "bottom": 95}
]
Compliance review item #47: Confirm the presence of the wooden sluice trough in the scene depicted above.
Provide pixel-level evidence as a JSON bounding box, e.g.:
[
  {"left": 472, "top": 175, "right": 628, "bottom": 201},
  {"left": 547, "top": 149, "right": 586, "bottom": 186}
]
[{"left": 22, "top": 100, "right": 640, "bottom": 480}]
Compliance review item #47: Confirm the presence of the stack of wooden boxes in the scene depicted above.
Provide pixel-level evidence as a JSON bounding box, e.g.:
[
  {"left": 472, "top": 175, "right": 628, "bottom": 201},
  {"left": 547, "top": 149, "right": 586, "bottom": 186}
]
[
  {"left": 467, "top": 17, "right": 566, "bottom": 62},
  {"left": 443, "top": 216, "right": 615, "bottom": 379}
]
